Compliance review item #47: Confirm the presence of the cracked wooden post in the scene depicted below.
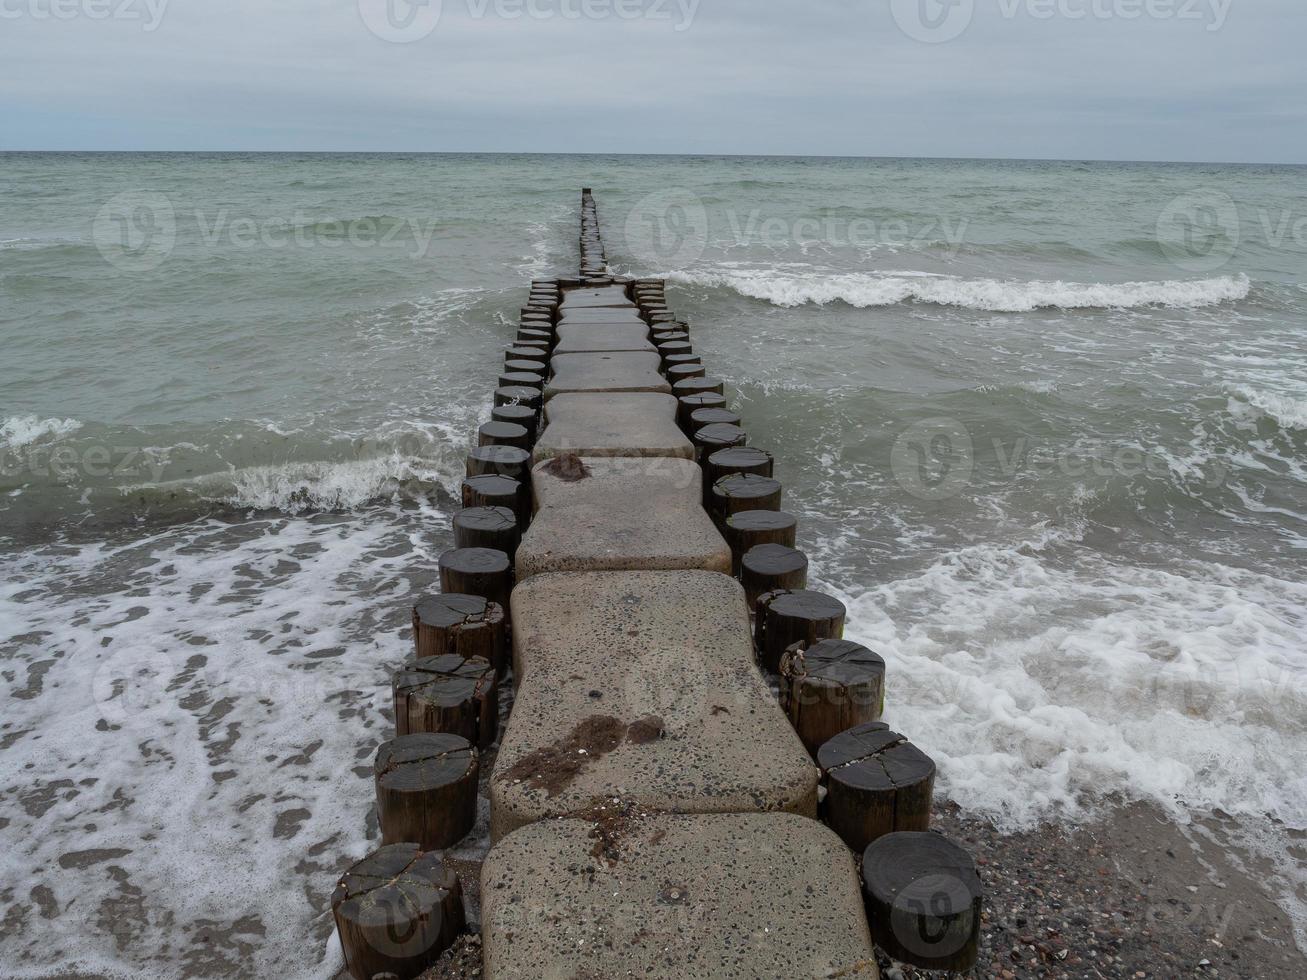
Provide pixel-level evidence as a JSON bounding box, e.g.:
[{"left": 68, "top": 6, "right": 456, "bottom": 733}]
[
  {"left": 754, "top": 588, "right": 846, "bottom": 672},
  {"left": 711, "top": 473, "right": 782, "bottom": 524},
  {"left": 740, "top": 544, "right": 809, "bottom": 607},
  {"left": 452, "top": 505, "right": 520, "bottom": 554},
  {"left": 688, "top": 407, "right": 741, "bottom": 433},
  {"left": 438, "top": 548, "right": 513, "bottom": 622},
  {"left": 778, "top": 638, "right": 886, "bottom": 755},
  {"left": 462, "top": 473, "right": 527, "bottom": 525},
  {"left": 332, "top": 843, "right": 464, "bottom": 980},
  {"left": 374, "top": 733, "right": 479, "bottom": 851},
  {"left": 412, "top": 593, "right": 506, "bottom": 673},
  {"left": 724, "top": 510, "right": 797, "bottom": 574},
  {"left": 677, "top": 392, "right": 727, "bottom": 432},
  {"left": 694, "top": 421, "right": 747, "bottom": 461},
  {"left": 818, "top": 721, "right": 935, "bottom": 852},
  {"left": 393, "top": 653, "right": 498, "bottom": 747},
  {"left": 862, "top": 832, "right": 982, "bottom": 973}
]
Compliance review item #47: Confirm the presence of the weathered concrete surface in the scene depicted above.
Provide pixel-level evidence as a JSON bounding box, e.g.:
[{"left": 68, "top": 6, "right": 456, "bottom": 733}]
[
  {"left": 557, "top": 307, "right": 646, "bottom": 325},
  {"left": 489, "top": 570, "right": 816, "bottom": 839},
  {"left": 516, "top": 457, "right": 729, "bottom": 577},
  {"left": 481, "top": 812, "right": 876, "bottom": 979},
  {"left": 553, "top": 321, "right": 654, "bottom": 354},
  {"left": 558, "top": 285, "right": 632, "bottom": 309},
  {"left": 532, "top": 393, "right": 692, "bottom": 462},
  {"left": 544, "top": 351, "right": 670, "bottom": 400}
]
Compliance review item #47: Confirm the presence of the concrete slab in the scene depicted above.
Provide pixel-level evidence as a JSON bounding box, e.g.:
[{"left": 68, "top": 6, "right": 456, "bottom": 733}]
[
  {"left": 516, "top": 457, "right": 729, "bottom": 578},
  {"left": 532, "top": 393, "right": 693, "bottom": 461},
  {"left": 489, "top": 570, "right": 815, "bottom": 839},
  {"left": 544, "top": 351, "right": 670, "bottom": 400},
  {"left": 481, "top": 812, "right": 875, "bottom": 979},
  {"left": 558, "top": 307, "right": 645, "bottom": 325},
  {"left": 559, "top": 285, "right": 632, "bottom": 308},
  {"left": 553, "top": 321, "right": 654, "bottom": 355}
]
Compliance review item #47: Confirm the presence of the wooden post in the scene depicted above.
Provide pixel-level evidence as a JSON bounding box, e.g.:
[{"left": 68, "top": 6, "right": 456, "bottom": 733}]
[
  {"left": 393, "top": 653, "right": 498, "bottom": 747},
  {"left": 710, "top": 473, "right": 782, "bottom": 522},
  {"left": 517, "top": 328, "right": 553, "bottom": 347},
  {"left": 490, "top": 404, "right": 539, "bottom": 444},
  {"left": 740, "top": 544, "right": 808, "bottom": 607},
  {"left": 861, "top": 832, "right": 982, "bottom": 973},
  {"left": 652, "top": 330, "right": 689, "bottom": 344},
  {"left": 505, "top": 345, "right": 549, "bottom": 366},
  {"left": 657, "top": 339, "right": 693, "bottom": 362},
  {"left": 498, "top": 370, "right": 544, "bottom": 390},
  {"left": 663, "top": 353, "right": 702, "bottom": 371},
  {"left": 477, "top": 421, "right": 531, "bottom": 451},
  {"left": 439, "top": 548, "right": 512, "bottom": 617},
  {"left": 667, "top": 363, "right": 707, "bottom": 384},
  {"left": 672, "top": 376, "right": 724, "bottom": 398},
  {"left": 693, "top": 422, "right": 746, "bottom": 460},
  {"left": 677, "top": 393, "right": 727, "bottom": 431},
  {"left": 494, "top": 386, "right": 542, "bottom": 410},
  {"left": 374, "top": 733, "right": 479, "bottom": 851},
  {"left": 688, "top": 407, "right": 740, "bottom": 431},
  {"left": 818, "top": 722, "right": 935, "bottom": 853},
  {"left": 412, "top": 593, "right": 507, "bottom": 673},
  {"left": 503, "top": 359, "right": 546, "bottom": 377},
  {"left": 466, "top": 445, "right": 531, "bottom": 482},
  {"left": 332, "top": 844, "right": 464, "bottom": 980},
  {"left": 452, "top": 506, "right": 519, "bottom": 554},
  {"left": 461, "top": 476, "right": 525, "bottom": 529},
  {"left": 779, "top": 638, "right": 886, "bottom": 755},
  {"left": 753, "top": 588, "right": 846, "bottom": 672},
  {"left": 724, "top": 510, "right": 798, "bottom": 574},
  {"left": 706, "top": 446, "right": 774, "bottom": 484}
]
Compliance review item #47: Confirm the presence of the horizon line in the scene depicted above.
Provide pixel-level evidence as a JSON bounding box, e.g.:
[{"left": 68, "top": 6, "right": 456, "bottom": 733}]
[{"left": 1, "top": 149, "right": 1304, "bottom": 167}]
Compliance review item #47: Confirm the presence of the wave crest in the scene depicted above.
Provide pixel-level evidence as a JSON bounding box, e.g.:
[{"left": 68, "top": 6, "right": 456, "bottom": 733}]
[{"left": 670, "top": 268, "right": 1251, "bottom": 312}]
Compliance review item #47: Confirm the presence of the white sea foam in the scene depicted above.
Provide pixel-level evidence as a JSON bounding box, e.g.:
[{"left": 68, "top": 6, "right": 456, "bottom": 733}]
[
  {"left": 668, "top": 268, "right": 1252, "bottom": 312},
  {"left": 1227, "top": 385, "right": 1307, "bottom": 432},
  {"left": 817, "top": 532, "right": 1307, "bottom": 944},
  {"left": 0, "top": 505, "right": 451, "bottom": 978},
  {"left": 0, "top": 415, "right": 83, "bottom": 449}
]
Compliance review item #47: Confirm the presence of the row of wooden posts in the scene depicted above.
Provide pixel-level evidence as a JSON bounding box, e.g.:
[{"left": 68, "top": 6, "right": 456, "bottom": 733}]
[{"left": 329, "top": 189, "right": 982, "bottom": 979}]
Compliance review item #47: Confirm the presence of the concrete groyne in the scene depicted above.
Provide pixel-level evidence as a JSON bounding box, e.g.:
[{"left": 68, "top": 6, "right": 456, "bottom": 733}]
[{"left": 329, "top": 190, "right": 982, "bottom": 979}]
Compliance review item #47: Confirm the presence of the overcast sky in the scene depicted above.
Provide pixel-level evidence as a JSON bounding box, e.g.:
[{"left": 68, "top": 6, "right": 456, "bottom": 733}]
[{"left": 2, "top": 0, "right": 1303, "bottom": 162}]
